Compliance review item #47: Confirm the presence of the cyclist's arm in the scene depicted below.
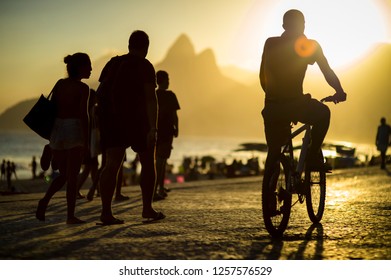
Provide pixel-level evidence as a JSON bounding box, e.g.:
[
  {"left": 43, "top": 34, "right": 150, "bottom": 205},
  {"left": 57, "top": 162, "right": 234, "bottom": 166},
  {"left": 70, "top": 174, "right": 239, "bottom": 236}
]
[{"left": 316, "top": 45, "right": 347, "bottom": 102}]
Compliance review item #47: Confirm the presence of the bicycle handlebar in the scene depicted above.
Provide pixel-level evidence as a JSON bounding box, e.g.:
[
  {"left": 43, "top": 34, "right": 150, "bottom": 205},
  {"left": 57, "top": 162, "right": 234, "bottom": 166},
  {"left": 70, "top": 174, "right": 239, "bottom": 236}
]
[
  {"left": 321, "top": 92, "right": 347, "bottom": 104},
  {"left": 320, "top": 96, "right": 335, "bottom": 103}
]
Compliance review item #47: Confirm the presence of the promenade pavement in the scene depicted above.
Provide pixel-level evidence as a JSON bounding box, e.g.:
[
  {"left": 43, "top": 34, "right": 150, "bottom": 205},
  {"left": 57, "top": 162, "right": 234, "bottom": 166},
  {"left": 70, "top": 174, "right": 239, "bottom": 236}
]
[{"left": 0, "top": 166, "right": 390, "bottom": 260}]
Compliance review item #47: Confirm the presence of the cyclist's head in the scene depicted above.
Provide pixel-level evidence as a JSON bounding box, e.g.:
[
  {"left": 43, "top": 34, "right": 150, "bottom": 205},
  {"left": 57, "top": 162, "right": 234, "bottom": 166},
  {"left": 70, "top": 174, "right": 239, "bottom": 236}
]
[{"left": 283, "top": 9, "right": 305, "bottom": 35}]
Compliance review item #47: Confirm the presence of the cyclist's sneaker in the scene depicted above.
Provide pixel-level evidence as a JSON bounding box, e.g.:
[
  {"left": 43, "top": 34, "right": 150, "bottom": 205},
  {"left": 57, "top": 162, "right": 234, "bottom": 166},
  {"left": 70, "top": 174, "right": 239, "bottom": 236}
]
[{"left": 306, "top": 151, "right": 332, "bottom": 173}]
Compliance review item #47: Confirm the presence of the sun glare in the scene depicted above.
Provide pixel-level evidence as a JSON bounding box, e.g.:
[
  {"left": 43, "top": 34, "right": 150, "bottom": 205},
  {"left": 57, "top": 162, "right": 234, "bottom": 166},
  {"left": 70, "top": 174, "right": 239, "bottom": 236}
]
[
  {"left": 269, "top": 0, "right": 389, "bottom": 69},
  {"left": 235, "top": 0, "right": 389, "bottom": 71},
  {"left": 294, "top": 35, "right": 317, "bottom": 58}
]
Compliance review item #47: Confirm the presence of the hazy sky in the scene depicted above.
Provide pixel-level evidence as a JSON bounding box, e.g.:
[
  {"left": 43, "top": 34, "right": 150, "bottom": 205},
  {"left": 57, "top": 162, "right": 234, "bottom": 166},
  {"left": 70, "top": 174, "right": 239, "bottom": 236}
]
[{"left": 1, "top": 0, "right": 390, "bottom": 114}]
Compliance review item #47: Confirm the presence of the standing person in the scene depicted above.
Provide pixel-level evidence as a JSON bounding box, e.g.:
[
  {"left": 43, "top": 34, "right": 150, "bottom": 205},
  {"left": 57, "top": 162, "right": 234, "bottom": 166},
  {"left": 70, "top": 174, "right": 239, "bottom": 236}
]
[
  {"left": 6, "top": 160, "right": 12, "bottom": 190},
  {"left": 154, "top": 70, "right": 180, "bottom": 201},
  {"left": 1, "top": 159, "right": 5, "bottom": 181},
  {"left": 98, "top": 30, "right": 164, "bottom": 225},
  {"left": 36, "top": 52, "right": 91, "bottom": 224},
  {"left": 11, "top": 162, "right": 17, "bottom": 180},
  {"left": 376, "top": 117, "right": 391, "bottom": 169},
  {"left": 31, "top": 156, "right": 37, "bottom": 179},
  {"left": 259, "top": 10, "right": 347, "bottom": 203}
]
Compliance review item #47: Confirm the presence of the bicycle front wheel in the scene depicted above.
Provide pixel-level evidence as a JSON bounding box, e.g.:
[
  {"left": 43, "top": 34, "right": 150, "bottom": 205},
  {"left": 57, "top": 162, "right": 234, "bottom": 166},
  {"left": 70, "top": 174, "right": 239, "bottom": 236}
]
[
  {"left": 305, "top": 161, "right": 326, "bottom": 223},
  {"left": 262, "top": 155, "right": 292, "bottom": 238}
]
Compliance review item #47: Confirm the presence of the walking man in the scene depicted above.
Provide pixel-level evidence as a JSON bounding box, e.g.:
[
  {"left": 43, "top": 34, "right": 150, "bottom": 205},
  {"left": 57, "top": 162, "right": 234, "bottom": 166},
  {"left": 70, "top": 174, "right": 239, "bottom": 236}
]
[{"left": 98, "top": 30, "right": 164, "bottom": 225}]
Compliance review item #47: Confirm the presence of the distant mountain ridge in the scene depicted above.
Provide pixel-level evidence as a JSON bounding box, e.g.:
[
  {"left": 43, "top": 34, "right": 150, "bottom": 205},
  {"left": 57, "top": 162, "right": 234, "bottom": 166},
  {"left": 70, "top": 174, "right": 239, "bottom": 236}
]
[
  {"left": 154, "top": 34, "right": 261, "bottom": 137},
  {"left": 0, "top": 98, "right": 37, "bottom": 130},
  {"left": 0, "top": 34, "right": 262, "bottom": 138},
  {"left": 1, "top": 34, "right": 390, "bottom": 144}
]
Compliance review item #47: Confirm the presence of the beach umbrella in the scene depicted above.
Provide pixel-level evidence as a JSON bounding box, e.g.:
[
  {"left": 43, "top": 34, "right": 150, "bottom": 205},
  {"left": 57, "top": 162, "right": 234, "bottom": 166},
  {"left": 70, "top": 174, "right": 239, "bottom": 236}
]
[{"left": 234, "top": 142, "right": 268, "bottom": 152}]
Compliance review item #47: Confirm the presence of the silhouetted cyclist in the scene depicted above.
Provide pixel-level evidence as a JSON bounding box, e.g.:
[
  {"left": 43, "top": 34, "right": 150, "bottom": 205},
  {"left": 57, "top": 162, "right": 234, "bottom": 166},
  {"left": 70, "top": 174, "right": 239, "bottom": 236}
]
[{"left": 260, "top": 9, "right": 347, "bottom": 182}]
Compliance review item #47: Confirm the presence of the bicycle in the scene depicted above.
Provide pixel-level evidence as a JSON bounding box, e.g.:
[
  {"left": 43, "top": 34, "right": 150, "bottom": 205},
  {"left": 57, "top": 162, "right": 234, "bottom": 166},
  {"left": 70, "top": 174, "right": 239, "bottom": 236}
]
[{"left": 262, "top": 96, "right": 334, "bottom": 237}]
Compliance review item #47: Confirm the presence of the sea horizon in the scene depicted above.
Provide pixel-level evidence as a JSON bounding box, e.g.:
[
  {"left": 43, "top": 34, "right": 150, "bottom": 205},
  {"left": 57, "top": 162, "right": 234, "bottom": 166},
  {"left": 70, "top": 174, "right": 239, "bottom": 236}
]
[{"left": 0, "top": 130, "right": 377, "bottom": 181}]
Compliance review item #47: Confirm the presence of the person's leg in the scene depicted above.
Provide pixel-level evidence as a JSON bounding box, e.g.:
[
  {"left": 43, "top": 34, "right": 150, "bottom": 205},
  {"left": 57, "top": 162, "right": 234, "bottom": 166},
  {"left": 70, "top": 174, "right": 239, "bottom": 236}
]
[
  {"left": 36, "top": 150, "right": 67, "bottom": 221},
  {"left": 115, "top": 164, "right": 129, "bottom": 201},
  {"left": 42, "top": 150, "right": 67, "bottom": 202},
  {"left": 36, "top": 173, "right": 66, "bottom": 221},
  {"left": 159, "top": 159, "right": 167, "bottom": 193},
  {"left": 292, "top": 98, "right": 330, "bottom": 167},
  {"left": 86, "top": 157, "right": 100, "bottom": 201},
  {"left": 380, "top": 151, "right": 386, "bottom": 169},
  {"left": 262, "top": 144, "right": 282, "bottom": 190},
  {"left": 261, "top": 105, "right": 291, "bottom": 213},
  {"left": 65, "top": 147, "right": 84, "bottom": 224},
  {"left": 76, "top": 163, "right": 91, "bottom": 196},
  {"left": 155, "top": 156, "right": 165, "bottom": 195},
  {"left": 99, "top": 147, "right": 125, "bottom": 222},
  {"left": 90, "top": 157, "right": 99, "bottom": 185},
  {"left": 139, "top": 147, "right": 164, "bottom": 219}
]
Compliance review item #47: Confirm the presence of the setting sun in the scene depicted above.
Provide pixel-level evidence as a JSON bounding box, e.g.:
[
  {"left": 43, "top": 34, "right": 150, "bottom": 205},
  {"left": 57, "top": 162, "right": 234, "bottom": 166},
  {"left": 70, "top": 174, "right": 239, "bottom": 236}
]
[
  {"left": 233, "top": 0, "right": 390, "bottom": 71},
  {"left": 265, "top": 0, "right": 389, "bottom": 69}
]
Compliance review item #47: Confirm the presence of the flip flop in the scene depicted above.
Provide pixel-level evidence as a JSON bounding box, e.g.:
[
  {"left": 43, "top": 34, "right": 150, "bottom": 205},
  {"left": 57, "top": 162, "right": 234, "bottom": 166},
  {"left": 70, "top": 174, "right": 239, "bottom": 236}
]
[
  {"left": 96, "top": 217, "right": 124, "bottom": 226},
  {"left": 142, "top": 211, "right": 166, "bottom": 224}
]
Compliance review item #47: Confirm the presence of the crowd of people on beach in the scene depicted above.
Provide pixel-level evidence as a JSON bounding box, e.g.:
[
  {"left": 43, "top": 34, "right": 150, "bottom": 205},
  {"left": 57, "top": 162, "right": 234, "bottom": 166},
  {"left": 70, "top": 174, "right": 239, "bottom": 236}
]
[
  {"left": 0, "top": 159, "right": 18, "bottom": 191},
  {"left": 176, "top": 156, "right": 261, "bottom": 182}
]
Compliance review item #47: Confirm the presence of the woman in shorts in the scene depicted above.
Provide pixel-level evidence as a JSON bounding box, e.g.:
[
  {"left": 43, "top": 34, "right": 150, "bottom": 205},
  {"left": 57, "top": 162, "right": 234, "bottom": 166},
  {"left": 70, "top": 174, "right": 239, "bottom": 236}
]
[{"left": 36, "top": 52, "right": 91, "bottom": 224}]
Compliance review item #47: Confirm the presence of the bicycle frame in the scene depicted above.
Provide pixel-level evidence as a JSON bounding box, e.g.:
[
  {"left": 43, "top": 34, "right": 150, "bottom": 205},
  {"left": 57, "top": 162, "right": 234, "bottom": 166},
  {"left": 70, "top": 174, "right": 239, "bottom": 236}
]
[{"left": 282, "top": 123, "right": 311, "bottom": 177}]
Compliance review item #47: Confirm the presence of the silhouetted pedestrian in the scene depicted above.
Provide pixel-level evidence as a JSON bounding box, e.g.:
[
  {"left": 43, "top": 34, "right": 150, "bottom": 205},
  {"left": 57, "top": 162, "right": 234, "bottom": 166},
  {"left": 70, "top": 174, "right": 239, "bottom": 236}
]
[
  {"left": 376, "top": 117, "right": 391, "bottom": 169},
  {"left": 154, "top": 70, "right": 180, "bottom": 201},
  {"left": 1, "top": 159, "right": 6, "bottom": 181},
  {"left": 98, "top": 30, "right": 164, "bottom": 225},
  {"left": 11, "top": 162, "right": 17, "bottom": 180},
  {"left": 36, "top": 52, "right": 91, "bottom": 224},
  {"left": 31, "top": 156, "right": 37, "bottom": 179},
  {"left": 6, "top": 160, "right": 12, "bottom": 190}
]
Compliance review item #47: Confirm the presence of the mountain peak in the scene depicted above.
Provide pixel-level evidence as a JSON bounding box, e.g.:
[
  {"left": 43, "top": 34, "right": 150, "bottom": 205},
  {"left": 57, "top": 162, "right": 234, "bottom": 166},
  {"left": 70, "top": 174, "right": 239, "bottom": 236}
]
[
  {"left": 197, "top": 48, "right": 217, "bottom": 65},
  {"left": 166, "top": 33, "right": 195, "bottom": 59}
]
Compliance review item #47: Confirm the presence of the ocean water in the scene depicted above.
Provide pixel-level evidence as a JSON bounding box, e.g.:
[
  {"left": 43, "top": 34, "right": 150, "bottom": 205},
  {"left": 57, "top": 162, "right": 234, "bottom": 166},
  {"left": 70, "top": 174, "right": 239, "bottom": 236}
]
[
  {"left": 0, "top": 130, "right": 377, "bottom": 180},
  {"left": 0, "top": 131, "right": 263, "bottom": 180},
  {"left": 0, "top": 131, "right": 49, "bottom": 180}
]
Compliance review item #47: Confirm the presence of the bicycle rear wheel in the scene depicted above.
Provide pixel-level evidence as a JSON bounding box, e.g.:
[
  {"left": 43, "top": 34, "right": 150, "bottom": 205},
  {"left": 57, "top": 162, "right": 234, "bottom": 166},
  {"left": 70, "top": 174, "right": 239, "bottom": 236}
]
[
  {"left": 305, "top": 154, "right": 326, "bottom": 223},
  {"left": 262, "top": 155, "right": 292, "bottom": 237}
]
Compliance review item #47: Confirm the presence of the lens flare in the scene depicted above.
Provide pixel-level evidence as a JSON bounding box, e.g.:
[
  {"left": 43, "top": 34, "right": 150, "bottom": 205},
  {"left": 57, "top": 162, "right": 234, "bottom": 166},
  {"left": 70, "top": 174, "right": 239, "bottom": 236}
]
[{"left": 294, "top": 35, "right": 317, "bottom": 58}]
